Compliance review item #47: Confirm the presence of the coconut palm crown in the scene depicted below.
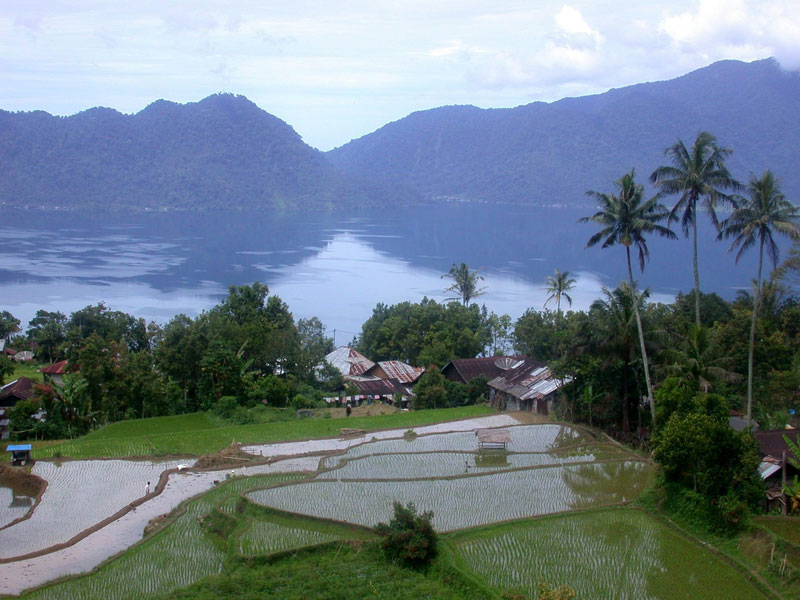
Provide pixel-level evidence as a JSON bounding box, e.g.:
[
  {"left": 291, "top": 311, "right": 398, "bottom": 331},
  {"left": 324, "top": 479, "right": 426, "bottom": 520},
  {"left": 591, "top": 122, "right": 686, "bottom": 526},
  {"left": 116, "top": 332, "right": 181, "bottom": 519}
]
[
  {"left": 543, "top": 269, "right": 576, "bottom": 314},
  {"left": 650, "top": 131, "right": 740, "bottom": 326},
  {"left": 719, "top": 169, "right": 799, "bottom": 419},
  {"left": 581, "top": 169, "right": 676, "bottom": 426}
]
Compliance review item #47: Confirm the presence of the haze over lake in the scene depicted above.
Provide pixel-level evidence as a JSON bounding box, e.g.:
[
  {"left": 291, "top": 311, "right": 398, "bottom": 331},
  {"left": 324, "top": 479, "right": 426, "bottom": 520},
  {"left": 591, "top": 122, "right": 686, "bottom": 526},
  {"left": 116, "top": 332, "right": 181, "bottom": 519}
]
[{"left": 1, "top": 205, "right": 759, "bottom": 344}]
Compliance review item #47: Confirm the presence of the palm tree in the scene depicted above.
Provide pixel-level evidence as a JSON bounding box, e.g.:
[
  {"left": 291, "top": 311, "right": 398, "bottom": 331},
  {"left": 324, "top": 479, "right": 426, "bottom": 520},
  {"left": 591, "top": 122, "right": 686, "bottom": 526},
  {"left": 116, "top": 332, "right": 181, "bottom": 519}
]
[
  {"left": 543, "top": 269, "right": 576, "bottom": 314},
  {"left": 442, "top": 262, "right": 486, "bottom": 305},
  {"left": 663, "top": 324, "right": 741, "bottom": 393},
  {"left": 650, "top": 131, "right": 740, "bottom": 327},
  {"left": 581, "top": 169, "right": 676, "bottom": 425},
  {"left": 719, "top": 170, "right": 799, "bottom": 419},
  {"left": 590, "top": 284, "right": 650, "bottom": 431}
]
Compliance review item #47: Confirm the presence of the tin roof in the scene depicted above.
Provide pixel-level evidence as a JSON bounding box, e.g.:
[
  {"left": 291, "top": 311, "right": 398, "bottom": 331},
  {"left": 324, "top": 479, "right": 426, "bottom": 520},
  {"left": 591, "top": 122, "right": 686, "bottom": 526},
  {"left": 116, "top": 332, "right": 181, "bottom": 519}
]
[
  {"left": 39, "top": 360, "right": 70, "bottom": 375},
  {"left": 324, "top": 347, "right": 375, "bottom": 377},
  {"left": 442, "top": 356, "right": 527, "bottom": 383},
  {"left": 753, "top": 429, "right": 799, "bottom": 464},
  {"left": 371, "top": 361, "right": 425, "bottom": 384},
  {"left": 487, "top": 359, "right": 570, "bottom": 401},
  {"left": 0, "top": 377, "right": 36, "bottom": 403}
]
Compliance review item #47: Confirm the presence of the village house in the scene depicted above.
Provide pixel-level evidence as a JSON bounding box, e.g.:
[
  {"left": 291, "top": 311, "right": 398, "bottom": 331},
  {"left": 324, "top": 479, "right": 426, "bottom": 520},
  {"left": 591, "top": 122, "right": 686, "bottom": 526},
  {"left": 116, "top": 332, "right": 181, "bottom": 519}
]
[
  {"left": 442, "top": 355, "right": 528, "bottom": 385},
  {"left": 487, "top": 357, "right": 570, "bottom": 415},
  {"left": 753, "top": 428, "right": 799, "bottom": 512},
  {"left": 38, "top": 360, "right": 71, "bottom": 386},
  {"left": 0, "top": 377, "right": 37, "bottom": 440}
]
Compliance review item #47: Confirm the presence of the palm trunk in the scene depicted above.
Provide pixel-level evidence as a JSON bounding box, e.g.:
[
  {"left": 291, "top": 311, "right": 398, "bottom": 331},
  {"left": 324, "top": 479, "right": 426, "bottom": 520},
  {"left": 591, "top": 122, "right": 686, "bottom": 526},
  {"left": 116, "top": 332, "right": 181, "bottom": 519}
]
[
  {"left": 627, "top": 247, "right": 656, "bottom": 427},
  {"left": 746, "top": 239, "right": 764, "bottom": 421},
  {"left": 693, "top": 208, "right": 701, "bottom": 328}
]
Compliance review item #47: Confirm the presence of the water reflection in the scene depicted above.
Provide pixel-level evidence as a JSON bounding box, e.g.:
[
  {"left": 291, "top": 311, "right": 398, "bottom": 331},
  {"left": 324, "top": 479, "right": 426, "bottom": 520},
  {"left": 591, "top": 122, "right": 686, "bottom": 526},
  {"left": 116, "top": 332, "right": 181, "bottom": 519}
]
[{"left": 0, "top": 205, "right": 762, "bottom": 337}]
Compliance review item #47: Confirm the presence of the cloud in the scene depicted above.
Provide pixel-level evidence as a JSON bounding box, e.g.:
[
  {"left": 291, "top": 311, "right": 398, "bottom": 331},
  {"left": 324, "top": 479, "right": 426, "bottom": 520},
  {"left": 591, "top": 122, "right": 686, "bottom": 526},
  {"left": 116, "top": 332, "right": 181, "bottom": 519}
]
[
  {"left": 659, "top": 0, "right": 800, "bottom": 69},
  {"left": 436, "top": 4, "right": 605, "bottom": 90}
]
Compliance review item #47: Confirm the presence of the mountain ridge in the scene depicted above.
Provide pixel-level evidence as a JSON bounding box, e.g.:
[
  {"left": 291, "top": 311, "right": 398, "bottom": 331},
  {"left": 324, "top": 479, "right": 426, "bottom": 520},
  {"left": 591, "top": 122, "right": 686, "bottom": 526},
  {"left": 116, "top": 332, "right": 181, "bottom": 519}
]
[
  {"left": 1, "top": 58, "right": 797, "bottom": 211},
  {"left": 327, "top": 57, "right": 800, "bottom": 206}
]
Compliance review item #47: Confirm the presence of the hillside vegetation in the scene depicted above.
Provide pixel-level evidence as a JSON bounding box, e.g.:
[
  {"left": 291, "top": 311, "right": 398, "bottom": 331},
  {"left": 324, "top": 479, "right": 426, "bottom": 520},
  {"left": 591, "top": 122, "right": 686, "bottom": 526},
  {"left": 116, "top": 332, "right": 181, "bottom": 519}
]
[
  {"left": 0, "top": 94, "right": 420, "bottom": 211},
  {"left": 328, "top": 58, "right": 800, "bottom": 205}
]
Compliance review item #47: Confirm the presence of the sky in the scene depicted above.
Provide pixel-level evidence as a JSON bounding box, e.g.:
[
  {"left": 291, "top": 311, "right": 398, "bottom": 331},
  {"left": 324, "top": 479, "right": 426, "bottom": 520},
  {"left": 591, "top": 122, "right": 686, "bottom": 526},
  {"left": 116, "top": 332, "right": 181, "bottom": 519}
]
[{"left": 2, "top": 0, "right": 799, "bottom": 151}]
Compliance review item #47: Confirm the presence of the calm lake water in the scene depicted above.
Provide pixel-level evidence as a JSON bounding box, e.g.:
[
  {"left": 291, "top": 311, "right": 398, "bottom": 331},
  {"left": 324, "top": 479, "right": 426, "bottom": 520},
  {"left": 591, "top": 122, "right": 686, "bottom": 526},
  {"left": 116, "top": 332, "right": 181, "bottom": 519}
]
[{"left": 0, "top": 205, "right": 759, "bottom": 344}]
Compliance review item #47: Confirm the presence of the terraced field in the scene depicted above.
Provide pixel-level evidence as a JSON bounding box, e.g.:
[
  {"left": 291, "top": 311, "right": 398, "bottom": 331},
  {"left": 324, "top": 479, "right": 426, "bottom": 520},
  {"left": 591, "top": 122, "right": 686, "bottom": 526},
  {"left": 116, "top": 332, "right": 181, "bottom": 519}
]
[
  {"left": 1, "top": 419, "right": 778, "bottom": 600},
  {"left": 449, "top": 508, "right": 771, "bottom": 600}
]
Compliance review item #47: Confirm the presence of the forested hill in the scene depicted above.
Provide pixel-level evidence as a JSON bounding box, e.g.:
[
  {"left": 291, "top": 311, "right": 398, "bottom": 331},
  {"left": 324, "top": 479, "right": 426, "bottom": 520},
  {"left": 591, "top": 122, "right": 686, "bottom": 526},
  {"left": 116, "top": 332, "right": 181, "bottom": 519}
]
[
  {"left": 327, "top": 58, "right": 800, "bottom": 206},
  {"left": 0, "top": 94, "right": 421, "bottom": 211}
]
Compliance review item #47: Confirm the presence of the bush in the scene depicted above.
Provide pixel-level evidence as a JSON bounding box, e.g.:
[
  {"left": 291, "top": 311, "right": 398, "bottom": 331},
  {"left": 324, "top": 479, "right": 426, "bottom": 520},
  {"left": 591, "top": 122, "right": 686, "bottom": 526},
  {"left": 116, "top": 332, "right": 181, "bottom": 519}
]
[{"left": 375, "top": 501, "right": 437, "bottom": 567}]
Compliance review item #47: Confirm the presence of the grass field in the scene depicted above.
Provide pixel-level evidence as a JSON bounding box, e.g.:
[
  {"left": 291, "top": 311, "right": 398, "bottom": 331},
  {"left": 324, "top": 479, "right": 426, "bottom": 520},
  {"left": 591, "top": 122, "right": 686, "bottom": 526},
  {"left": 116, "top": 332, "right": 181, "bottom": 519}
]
[
  {"left": 10, "top": 362, "right": 44, "bottom": 383},
  {"left": 448, "top": 507, "right": 771, "bottom": 600},
  {"left": 27, "top": 405, "right": 496, "bottom": 459}
]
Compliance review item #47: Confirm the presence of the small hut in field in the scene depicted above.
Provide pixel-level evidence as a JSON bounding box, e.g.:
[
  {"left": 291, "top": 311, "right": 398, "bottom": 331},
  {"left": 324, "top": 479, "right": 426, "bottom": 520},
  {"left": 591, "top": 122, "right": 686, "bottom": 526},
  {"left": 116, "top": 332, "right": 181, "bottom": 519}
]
[{"left": 476, "top": 428, "right": 511, "bottom": 450}]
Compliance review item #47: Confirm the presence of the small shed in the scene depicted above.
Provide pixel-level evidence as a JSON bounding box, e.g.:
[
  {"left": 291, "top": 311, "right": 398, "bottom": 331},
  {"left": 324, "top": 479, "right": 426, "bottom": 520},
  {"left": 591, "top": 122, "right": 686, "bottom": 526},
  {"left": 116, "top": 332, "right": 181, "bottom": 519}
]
[
  {"left": 6, "top": 444, "right": 32, "bottom": 466},
  {"left": 476, "top": 428, "right": 511, "bottom": 450}
]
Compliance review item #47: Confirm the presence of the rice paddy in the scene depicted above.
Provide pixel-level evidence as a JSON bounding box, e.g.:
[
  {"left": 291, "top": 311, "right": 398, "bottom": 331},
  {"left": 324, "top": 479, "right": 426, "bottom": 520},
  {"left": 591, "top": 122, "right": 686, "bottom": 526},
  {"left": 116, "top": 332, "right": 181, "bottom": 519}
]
[
  {"left": 20, "top": 473, "right": 306, "bottom": 600},
  {"left": 1, "top": 418, "right": 776, "bottom": 600},
  {"left": 0, "top": 459, "right": 192, "bottom": 559},
  {"left": 449, "top": 508, "right": 770, "bottom": 600},
  {"left": 248, "top": 460, "right": 653, "bottom": 531},
  {"left": 317, "top": 445, "right": 629, "bottom": 479}
]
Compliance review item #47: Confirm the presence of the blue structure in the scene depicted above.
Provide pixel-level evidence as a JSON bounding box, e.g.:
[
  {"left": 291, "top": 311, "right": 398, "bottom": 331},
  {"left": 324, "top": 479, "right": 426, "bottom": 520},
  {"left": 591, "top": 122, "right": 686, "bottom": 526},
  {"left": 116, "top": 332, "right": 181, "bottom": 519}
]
[{"left": 6, "top": 443, "right": 32, "bottom": 466}]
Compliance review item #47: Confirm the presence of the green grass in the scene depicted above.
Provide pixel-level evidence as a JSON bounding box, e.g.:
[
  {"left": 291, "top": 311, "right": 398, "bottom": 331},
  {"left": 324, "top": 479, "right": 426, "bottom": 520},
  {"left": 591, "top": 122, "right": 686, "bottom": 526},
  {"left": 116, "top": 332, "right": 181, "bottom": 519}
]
[
  {"left": 754, "top": 516, "right": 800, "bottom": 546},
  {"left": 447, "top": 507, "right": 771, "bottom": 600},
  {"left": 30, "top": 405, "right": 496, "bottom": 459},
  {"left": 160, "top": 541, "right": 495, "bottom": 600},
  {"left": 11, "top": 362, "right": 44, "bottom": 383}
]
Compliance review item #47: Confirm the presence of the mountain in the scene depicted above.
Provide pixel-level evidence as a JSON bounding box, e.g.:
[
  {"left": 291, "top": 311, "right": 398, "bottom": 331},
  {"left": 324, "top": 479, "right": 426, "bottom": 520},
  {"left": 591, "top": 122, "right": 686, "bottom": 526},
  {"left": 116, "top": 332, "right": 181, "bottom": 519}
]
[
  {"left": 327, "top": 58, "right": 800, "bottom": 206},
  {"left": 0, "top": 94, "right": 420, "bottom": 211}
]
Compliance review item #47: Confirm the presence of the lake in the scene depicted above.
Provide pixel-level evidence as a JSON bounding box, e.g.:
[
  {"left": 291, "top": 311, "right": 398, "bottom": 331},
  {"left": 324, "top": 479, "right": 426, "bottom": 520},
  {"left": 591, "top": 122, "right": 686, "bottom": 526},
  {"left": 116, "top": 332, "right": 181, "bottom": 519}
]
[{"left": 0, "top": 205, "right": 760, "bottom": 345}]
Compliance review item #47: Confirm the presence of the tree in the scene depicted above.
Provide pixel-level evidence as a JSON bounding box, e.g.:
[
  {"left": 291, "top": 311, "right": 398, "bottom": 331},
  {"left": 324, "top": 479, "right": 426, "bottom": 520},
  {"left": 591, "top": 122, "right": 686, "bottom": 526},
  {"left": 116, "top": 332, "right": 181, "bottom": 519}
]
[
  {"left": 719, "top": 170, "right": 799, "bottom": 420},
  {"left": 589, "top": 284, "right": 649, "bottom": 432},
  {"left": 663, "top": 324, "right": 741, "bottom": 394},
  {"left": 650, "top": 131, "right": 740, "bottom": 327},
  {"left": 375, "top": 501, "right": 437, "bottom": 567},
  {"left": 0, "top": 310, "right": 21, "bottom": 341},
  {"left": 0, "top": 355, "right": 14, "bottom": 385},
  {"left": 543, "top": 269, "right": 576, "bottom": 314},
  {"left": 581, "top": 170, "right": 676, "bottom": 425},
  {"left": 442, "top": 262, "right": 486, "bottom": 305},
  {"left": 26, "top": 310, "right": 67, "bottom": 363}
]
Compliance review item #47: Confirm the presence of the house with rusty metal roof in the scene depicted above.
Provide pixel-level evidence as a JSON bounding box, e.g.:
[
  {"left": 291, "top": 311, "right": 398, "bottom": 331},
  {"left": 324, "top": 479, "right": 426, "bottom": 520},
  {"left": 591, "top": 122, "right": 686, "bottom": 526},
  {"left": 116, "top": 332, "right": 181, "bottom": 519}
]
[
  {"left": 364, "top": 361, "right": 425, "bottom": 385},
  {"left": 487, "top": 358, "right": 571, "bottom": 415},
  {"left": 324, "top": 347, "right": 375, "bottom": 377},
  {"left": 38, "top": 360, "right": 73, "bottom": 386},
  {"left": 442, "top": 356, "right": 528, "bottom": 384},
  {"left": 0, "top": 377, "right": 36, "bottom": 408}
]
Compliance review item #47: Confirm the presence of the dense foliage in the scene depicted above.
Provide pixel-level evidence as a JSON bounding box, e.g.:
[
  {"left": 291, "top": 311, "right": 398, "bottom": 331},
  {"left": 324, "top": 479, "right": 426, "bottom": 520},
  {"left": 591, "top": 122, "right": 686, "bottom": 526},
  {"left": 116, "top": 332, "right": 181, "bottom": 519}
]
[
  {"left": 7, "top": 284, "right": 337, "bottom": 439},
  {"left": 0, "top": 94, "right": 420, "bottom": 211},
  {"left": 375, "top": 501, "right": 438, "bottom": 567},
  {"left": 328, "top": 59, "right": 800, "bottom": 206}
]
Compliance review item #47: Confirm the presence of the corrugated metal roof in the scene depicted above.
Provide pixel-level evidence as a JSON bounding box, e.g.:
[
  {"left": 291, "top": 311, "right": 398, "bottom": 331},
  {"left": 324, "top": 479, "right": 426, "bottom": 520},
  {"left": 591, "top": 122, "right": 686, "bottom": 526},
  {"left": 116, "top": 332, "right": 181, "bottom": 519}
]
[
  {"left": 753, "top": 429, "right": 799, "bottom": 464},
  {"left": 488, "top": 360, "right": 570, "bottom": 401},
  {"left": 442, "top": 356, "right": 528, "bottom": 383},
  {"left": 39, "top": 360, "right": 70, "bottom": 375},
  {"left": 374, "top": 361, "right": 425, "bottom": 384},
  {"left": 324, "top": 347, "right": 375, "bottom": 377},
  {"left": 0, "top": 377, "right": 35, "bottom": 403}
]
